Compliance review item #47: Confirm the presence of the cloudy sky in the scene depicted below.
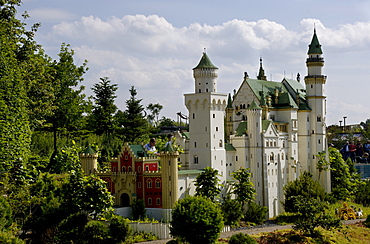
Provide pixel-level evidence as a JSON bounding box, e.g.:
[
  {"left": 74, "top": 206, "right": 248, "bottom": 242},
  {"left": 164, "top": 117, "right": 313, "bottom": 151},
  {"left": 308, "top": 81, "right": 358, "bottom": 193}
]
[{"left": 18, "top": 0, "right": 370, "bottom": 126}]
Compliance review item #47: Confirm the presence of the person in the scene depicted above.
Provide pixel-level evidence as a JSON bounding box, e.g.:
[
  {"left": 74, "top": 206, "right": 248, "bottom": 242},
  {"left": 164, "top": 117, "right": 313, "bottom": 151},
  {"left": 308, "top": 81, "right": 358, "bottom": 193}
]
[
  {"left": 145, "top": 138, "right": 157, "bottom": 154},
  {"left": 349, "top": 141, "right": 356, "bottom": 162},
  {"left": 342, "top": 141, "right": 350, "bottom": 160},
  {"left": 364, "top": 140, "right": 370, "bottom": 154},
  {"left": 356, "top": 141, "right": 364, "bottom": 162},
  {"left": 362, "top": 153, "right": 370, "bottom": 163},
  {"left": 165, "top": 134, "right": 173, "bottom": 148}
]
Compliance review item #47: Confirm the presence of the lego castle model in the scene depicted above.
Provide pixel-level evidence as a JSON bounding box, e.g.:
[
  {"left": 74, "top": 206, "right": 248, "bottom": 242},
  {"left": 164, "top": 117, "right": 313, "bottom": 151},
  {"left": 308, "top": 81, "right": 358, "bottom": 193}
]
[{"left": 80, "top": 29, "right": 330, "bottom": 220}]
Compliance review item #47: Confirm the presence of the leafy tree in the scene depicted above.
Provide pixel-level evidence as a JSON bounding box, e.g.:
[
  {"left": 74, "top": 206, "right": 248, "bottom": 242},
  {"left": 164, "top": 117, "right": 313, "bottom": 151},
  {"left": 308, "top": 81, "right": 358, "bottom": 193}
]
[
  {"left": 0, "top": 195, "right": 12, "bottom": 231},
  {"left": 109, "top": 215, "right": 133, "bottom": 243},
  {"left": 292, "top": 196, "right": 341, "bottom": 237},
  {"left": 316, "top": 151, "right": 330, "bottom": 180},
  {"left": 90, "top": 77, "right": 118, "bottom": 135},
  {"left": 354, "top": 180, "right": 370, "bottom": 206},
  {"left": 243, "top": 202, "right": 268, "bottom": 225},
  {"left": 329, "top": 147, "right": 359, "bottom": 200},
  {"left": 195, "top": 167, "right": 221, "bottom": 202},
  {"left": 46, "top": 43, "right": 88, "bottom": 153},
  {"left": 170, "top": 196, "right": 224, "bottom": 244},
  {"left": 0, "top": 0, "right": 32, "bottom": 171},
  {"left": 146, "top": 103, "right": 163, "bottom": 126},
  {"left": 117, "top": 86, "right": 148, "bottom": 143},
  {"left": 220, "top": 195, "right": 243, "bottom": 226},
  {"left": 131, "top": 198, "right": 146, "bottom": 220},
  {"left": 81, "top": 220, "right": 110, "bottom": 244},
  {"left": 56, "top": 212, "right": 88, "bottom": 244},
  {"left": 283, "top": 171, "right": 328, "bottom": 213},
  {"left": 231, "top": 168, "right": 256, "bottom": 208},
  {"left": 158, "top": 116, "right": 176, "bottom": 127}
]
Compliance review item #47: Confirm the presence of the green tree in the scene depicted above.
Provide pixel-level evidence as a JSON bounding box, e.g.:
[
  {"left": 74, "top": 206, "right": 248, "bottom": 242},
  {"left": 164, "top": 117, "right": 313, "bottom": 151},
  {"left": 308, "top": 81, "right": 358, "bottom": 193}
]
[
  {"left": 170, "top": 196, "right": 224, "bottom": 244},
  {"left": 354, "top": 180, "right": 370, "bottom": 206},
  {"left": 131, "top": 198, "right": 146, "bottom": 220},
  {"left": 283, "top": 171, "right": 328, "bottom": 213},
  {"left": 46, "top": 43, "right": 88, "bottom": 153},
  {"left": 316, "top": 151, "right": 330, "bottom": 180},
  {"left": 0, "top": 195, "right": 12, "bottom": 231},
  {"left": 117, "top": 86, "right": 148, "bottom": 143},
  {"left": 195, "top": 167, "right": 221, "bottom": 202},
  {"left": 231, "top": 168, "right": 256, "bottom": 208},
  {"left": 109, "top": 215, "right": 133, "bottom": 243},
  {"left": 243, "top": 202, "right": 268, "bottom": 225},
  {"left": 229, "top": 233, "right": 257, "bottom": 244},
  {"left": 329, "top": 147, "right": 359, "bottom": 200},
  {"left": 0, "top": 0, "right": 32, "bottom": 171},
  {"left": 292, "top": 196, "right": 341, "bottom": 237},
  {"left": 90, "top": 77, "right": 118, "bottom": 135},
  {"left": 220, "top": 195, "right": 243, "bottom": 226},
  {"left": 146, "top": 103, "right": 163, "bottom": 126}
]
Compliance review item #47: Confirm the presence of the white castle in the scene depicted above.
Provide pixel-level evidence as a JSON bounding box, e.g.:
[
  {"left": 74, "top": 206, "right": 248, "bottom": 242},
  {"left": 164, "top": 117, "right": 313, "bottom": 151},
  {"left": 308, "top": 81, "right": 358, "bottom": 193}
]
[{"left": 176, "top": 29, "right": 330, "bottom": 217}]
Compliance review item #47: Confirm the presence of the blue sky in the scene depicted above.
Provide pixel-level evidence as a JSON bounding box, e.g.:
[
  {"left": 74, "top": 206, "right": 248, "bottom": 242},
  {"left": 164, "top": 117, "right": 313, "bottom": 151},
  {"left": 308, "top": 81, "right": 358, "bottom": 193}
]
[{"left": 18, "top": 0, "right": 370, "bottom": 125}]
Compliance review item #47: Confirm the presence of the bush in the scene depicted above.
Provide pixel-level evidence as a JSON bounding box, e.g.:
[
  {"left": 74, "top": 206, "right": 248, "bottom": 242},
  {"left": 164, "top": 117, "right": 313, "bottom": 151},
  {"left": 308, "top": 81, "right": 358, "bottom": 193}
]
[
  {"left": 109, "top": 215, "right": 132, "bottom": 243},
  {"left": 81, "top": 220, "right": 110, "bottom": 244},
  {"left": 0, "top": 231, "right": 24, "bottom": 244},
  {"left": 243, "top": 202, "right": 268, "bottom": 225},
  {"left": 170, "top": 196, "right": 224, "bottom": 244},
  {"left": 221, "top": 196, "right": 243, "bottom": 226},
  {"left": 131, "top": 199, "right": 146, "bottom": 220},
  {"left": 0, "top": 195, "right": 12, "bottom": 231},
  {"left": 229, "top": 233, "right": 257, "bottom": 244},
  {"left": 364, "top": 215, "right": 370, "bottom": 228},
  {"left": 57, "top": 212, "right": 88, "bottom": 244}
]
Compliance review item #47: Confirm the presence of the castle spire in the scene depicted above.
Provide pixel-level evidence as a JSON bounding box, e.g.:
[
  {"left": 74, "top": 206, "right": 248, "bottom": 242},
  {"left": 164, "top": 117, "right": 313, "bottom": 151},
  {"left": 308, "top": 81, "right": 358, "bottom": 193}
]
[{"left": 257, "top": 56, "right": 267, "bottom": 80}]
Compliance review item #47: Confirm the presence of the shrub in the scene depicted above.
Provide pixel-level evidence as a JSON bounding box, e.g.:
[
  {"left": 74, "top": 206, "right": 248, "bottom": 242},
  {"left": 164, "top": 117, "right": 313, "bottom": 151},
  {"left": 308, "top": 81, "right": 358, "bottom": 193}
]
[
  {"left": 57, "top": 212, "right": 88, "bottom": 244},
  {"left": 243, "top": 202, "right": 268, "bottom": 225},
  {"left": 0, "top": 195, "right": 12, "bottom": 231},
  {"left": 170, "top": 196, "right": 224, "bottom": 244},
  {"left": 221, "top": 196, "right": 243, "bottom": 226},
  {"left": 0, "top": 231, "right": 24, "bottom": 244},
  {"left": 364, "top": 215, "right": 370, "bottom": 228},
  {"left": 81, "top": 220, "right": 110, "bottom": 244},
  {"left": 229, "top": 233, "right": 257, "bottom": 244},
  {"left": 131, "top": 199, "right": 146, "bottom": 220},
  {"left": 109, "top": 215, "right": 132, "bottom": 243}
]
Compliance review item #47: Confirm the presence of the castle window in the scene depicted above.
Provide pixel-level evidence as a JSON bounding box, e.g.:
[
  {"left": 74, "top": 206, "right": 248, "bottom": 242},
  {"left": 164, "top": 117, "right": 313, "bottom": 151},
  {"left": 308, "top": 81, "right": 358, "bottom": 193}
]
[
  {"left": 274, "top": 141, "right": 277, "bottom": 147},
  {"left": 307, "top": 116, "right": 309, "bottom": 122},
  {"left": 125, "top": 155, "right": 128, "bottom": 160},
  {"left": 128, "top": 166, "right": 132, "bottom": 172},
  {"left": 145, "top": 166, "right": 149, "bottom": 171},
  {"left": 199, "top": 89, "right": 201, "bottom": 93},
  {"left": 194, "top": 142, "right": 197, "bottom": 148},
  {"left": 317, "top": 116, "right": 321, "bottom": 122},
  {"left": 213, "top": 114, "right": 215, "bottom": 118},
  {"left": 138, "top": 182, "right": 141, "bottom": 188},
  {"left": 138, "top": 166, "right": 141, "bottom": 172},
  {"left": 216, "top": 127, "right": 218, "bottom": 131},
  {"left": 113, "top": 167, "right": 116, "bottom": 172},
  {"left": 219, "top": 140, "right": 223, "bottom": 147},
  {"left": 156, "top": 198, "right": 161, "bottom": 205},
  {"left": 206, "top": 89, "right": 208, "bottom": 92},
  {"left": 122, "top": 166, "right": 126, "bottom": 172},
  {"left": 106, "top": 181, "right": 110, "bottom": 188},
  {"left": 281, "top": 153, "right": 284, "bottom": 160},
  {"left": 194, "top": 156, "right": 199, "bottom": 164},
  {"left": 266, "top": 141, "right": 269, "bottom": 147},
  {"left": 147, "top": 180, "right": 152, "bottom": 188},
  {"left": 206, "top": 143, "right": 208, "bottom": 147},
  {"left": 311, "top": 85, "right": 313, "bottom": 88},
  {"left": 312, "top": 130, "right": 315, "bottom": 134},
  {"left": 193, "top": 113, "right": 195, "bottom": 119},
  {"left": 236, "top": 156, "right": 238, "bottom": 161},
  {"left": 148, "top": 198, "right": 152, "bottom": 205},
  {"left": 256, "top": 122, "right": 258, "bottom": 127},
  {"left": 155, "top": 180, "right": 161, "bottom": 188},
  {"left": 318, "top": 139, "right": 321, "bottom": 144},
  {"left": 205, "top": 127, "right": 207, "bottom": 131}
]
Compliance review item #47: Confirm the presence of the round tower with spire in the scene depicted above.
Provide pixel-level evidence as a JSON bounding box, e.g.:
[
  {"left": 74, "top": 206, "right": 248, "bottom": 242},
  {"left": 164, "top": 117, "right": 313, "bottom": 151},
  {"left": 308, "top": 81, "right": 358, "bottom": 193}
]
[{"left": 193, "top": 51, "right": 218, "bottom": 93}]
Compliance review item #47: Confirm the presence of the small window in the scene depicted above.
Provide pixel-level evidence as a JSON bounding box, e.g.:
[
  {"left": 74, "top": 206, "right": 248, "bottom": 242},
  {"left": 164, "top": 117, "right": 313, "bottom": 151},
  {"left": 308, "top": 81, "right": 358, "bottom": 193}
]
[
  {"left": 216, "top": 127, "right": 218, "bottom": 131},
  {"left": 194, "top": 142, "right": 197, "bottom": 148},
  {"left": 213, "top": 114, "right": 215, "bottom": 118},
  {"left": 145, "top": 166, "right": 149, "bottom": 171},
  {"left": 193, "top": 113, "right": 195, "bottom": 119},
  {"left": 138, "top": 166, "right": 141, "bottom": 172},
  {"left": 128, "top": 166, "right": 132, "bottom": 172},
  {"left": 148, "top": 180, "right": 152, "bottom": 188},
  {"left": 148, "top": 198, "right": 152, "bottom": 205},
  {"left": 138, "top": 182, "right": 141, "bottom": 188},
  {"left": 156, "top": 198, "right": 161, "bottom": 205},
  {"left": 122, "top": 166, "right": 126, "bottom": 172},
  {"left": 156, "top": 181, "right": 161, "bottom": 188}
]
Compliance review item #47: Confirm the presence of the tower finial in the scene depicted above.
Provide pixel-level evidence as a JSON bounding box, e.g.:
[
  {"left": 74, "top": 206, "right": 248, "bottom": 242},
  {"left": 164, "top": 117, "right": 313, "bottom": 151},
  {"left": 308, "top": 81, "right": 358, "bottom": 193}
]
[{"left": 204, "top": 47, "right": 206, "bottom": 54}]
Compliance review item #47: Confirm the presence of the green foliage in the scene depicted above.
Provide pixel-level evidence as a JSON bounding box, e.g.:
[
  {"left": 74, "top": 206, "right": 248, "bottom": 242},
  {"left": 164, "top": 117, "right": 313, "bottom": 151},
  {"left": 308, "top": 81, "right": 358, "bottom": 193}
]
[
  {"left": 131, "top": 199, "right": 147, "bottom": 221},
  {"left": 117, "top": 86, "right": 148, "bottom": 143},
  {"left": 109, "top": 215, "right": 133, "bottom": 243},
  {"left": 329, "top": 147, "right": 359, "bottom": 200},
  {"left": 354, "top": 180, "right": 370, "bottom": 206},
  {"left": 316, "top": 151, "right": 330, "bottom": 180},
  {"left": 243, "top": 202, "right": 268, "bottom": 225},
  {"left": 126, "top": 231, "right": 158, "bottom": 243},
  {"left": 229, "top": 232, "right": 257, "bottom": 244},
  {"left": 273, "top": 212, "right": 299, "bottom": 225},
  {"left": 90, "top": 77, "right": 118, "bottom": 135},
  {"left": 81, "top": 220, "right": 110, "bottom": 244},
  {"left": 0, "top": 230, "right": 24, "bottom": 244},
  {"left": 292, "top": 196, "right": 341, "bottom": 237},
  {"left": 147, "top": 103, "right": 163, "bottom": 126},
  {"left": 170, "top": 196, "right": 224, "bottom": 244},
  {"left": 56, "top": 212, "right": 88, "bottom": 244},
  {"left": 195, "top": 167, "right": 221, "bottom": 202},
  {"left": 364, "top": 214, "right": 370, "bottom": 228},
  {"left": 283, "top": 171, "right": 328, "bottom": 213},
  {"left": 0, "top": 195, "right": 12, "bottom": 231},
  {"left": 221, "top": 195, "right": 243, "bottom": 226},
  {"left": 231, "top": 168, "right": 256, "bottom": 207}
]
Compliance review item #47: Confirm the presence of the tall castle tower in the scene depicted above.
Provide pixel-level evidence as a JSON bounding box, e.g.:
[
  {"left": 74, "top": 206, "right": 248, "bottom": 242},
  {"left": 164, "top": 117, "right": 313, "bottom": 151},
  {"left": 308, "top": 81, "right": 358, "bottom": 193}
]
[
  {"left": 304, "top": 29, "right": 330, "bottom": 190},
  {"left": 184, "top": 52, "right": 227, "bottom": 182}
]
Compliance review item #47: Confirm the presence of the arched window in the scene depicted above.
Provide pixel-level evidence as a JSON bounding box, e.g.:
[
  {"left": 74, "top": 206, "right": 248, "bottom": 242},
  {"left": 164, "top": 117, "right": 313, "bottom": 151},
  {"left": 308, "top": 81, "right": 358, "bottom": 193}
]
[
  {"left": 122, "top": 166, "right": 126, "bottom": 172},
  {"left": 219, "top": 140, "right": 223, "bottom": 147},
  {"left": 147, "top": 179, "right": 152, "bottom": 188}
]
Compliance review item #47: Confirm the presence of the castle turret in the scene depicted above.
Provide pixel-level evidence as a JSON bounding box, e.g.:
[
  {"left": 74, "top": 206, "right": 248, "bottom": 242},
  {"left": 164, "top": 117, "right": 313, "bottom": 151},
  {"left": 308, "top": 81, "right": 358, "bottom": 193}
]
[
  {"left": 159, "top": 143, "right": 179, "bottom": 221},
  {"left": 80, "top": 146, "right": 98, "bottom": 175}
]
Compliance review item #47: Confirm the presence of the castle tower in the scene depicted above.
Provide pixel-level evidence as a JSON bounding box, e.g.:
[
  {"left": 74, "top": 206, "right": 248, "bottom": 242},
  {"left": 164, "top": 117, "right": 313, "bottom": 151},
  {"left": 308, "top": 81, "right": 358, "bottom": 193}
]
[
  {"left": 246, "top": 101, "right": 265, "bottom": 205},
  {"left": 80, "top": 146, "right": 98, "bottom": 175},
  {"left": 184, "top": 52, "right": 227, "bottom": 182},
  {"left": 304, "top": 29, "right": 330, "bottom": 191},
  {"left": 225, "top": 93, "right": 234, "bottom": 138},
  {"left": 159, "top": 143, "right": 179, "bottom": 221},
  {"left": 257, "top": 57, "right": 267, "bottom": 80}
]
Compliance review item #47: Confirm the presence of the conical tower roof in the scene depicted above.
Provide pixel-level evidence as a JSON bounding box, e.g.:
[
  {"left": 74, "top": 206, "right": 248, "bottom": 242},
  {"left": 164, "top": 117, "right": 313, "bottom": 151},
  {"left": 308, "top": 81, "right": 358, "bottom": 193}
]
[
  {"left": 248, "top": 100, "right": 262, "bottom": 110},
  {"left": 227, "top": 93, "right": 233, "bottom": 108},
  {"left": 193, "top": 52, "right": 218, "bottom": 70},
  {"left": 308, "top": 29, "right": 323, "bottom": 54}
]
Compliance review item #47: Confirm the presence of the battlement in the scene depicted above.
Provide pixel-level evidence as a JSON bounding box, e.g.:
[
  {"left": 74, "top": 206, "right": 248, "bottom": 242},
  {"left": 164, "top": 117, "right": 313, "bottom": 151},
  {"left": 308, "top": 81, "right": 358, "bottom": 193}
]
[
  {"left": 80, "top": 153, "right": 98, "bottom": 158},
  {"left": 97, "top": 171, "right": 137, "bottom": 176}
]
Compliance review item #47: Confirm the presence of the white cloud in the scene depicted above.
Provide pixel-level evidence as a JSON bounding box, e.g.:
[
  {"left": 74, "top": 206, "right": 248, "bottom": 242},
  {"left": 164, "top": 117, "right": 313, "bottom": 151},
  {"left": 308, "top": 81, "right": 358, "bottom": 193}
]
[
  {"left": 27, "top": 8, "right": 77, "bottom": 23},
  {"left": 44, "top": 15, "right": 370, "bottom": 124}
]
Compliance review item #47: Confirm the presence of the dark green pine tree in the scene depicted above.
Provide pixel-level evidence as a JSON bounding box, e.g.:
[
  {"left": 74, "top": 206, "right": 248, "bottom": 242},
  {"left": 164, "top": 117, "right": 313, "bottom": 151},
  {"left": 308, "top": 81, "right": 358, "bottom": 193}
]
[
  {"left": 90, "top": 77, "right": 118, "bottom": 135},
  {"left": 117, "top": 86, "right": 148, "bottom": 143}
]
